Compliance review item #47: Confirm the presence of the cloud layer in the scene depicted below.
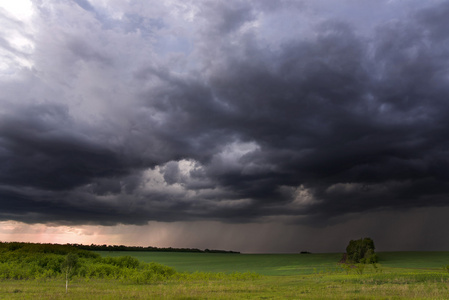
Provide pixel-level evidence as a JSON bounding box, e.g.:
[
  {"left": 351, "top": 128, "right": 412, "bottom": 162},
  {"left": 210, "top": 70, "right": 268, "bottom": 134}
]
[{"left": 1, "top": 0, "right": 449, "bottom": 228}]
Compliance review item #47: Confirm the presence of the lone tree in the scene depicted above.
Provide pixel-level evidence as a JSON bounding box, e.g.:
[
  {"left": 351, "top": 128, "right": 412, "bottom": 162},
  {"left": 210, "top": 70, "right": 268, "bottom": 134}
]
[
  {"left": 61, "top": 252, "right": 79, "bottom": 293},
  {"left": 344, "top": 237, "right": 378, "bottom": 264}
]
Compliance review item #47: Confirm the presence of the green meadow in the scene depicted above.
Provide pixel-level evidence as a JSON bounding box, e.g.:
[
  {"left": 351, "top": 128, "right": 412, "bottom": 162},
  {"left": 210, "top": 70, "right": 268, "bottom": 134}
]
[
  {"left": 98, "top": 251, "right": 343, "bottom": 275},
  {"left": 2, "top": 244, "right": 449, "bottom": 299}
]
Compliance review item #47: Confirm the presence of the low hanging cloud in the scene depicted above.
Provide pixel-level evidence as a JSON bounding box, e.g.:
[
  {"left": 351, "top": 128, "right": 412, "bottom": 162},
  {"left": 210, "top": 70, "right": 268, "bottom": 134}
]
[{"left": 1, "top": 0, "right": 449, "bottom": 227}]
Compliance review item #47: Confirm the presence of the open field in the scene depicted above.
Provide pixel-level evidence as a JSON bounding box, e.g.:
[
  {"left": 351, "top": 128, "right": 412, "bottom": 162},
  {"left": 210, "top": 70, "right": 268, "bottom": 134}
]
[
  {"left": 98, "top": 251, "right": 343, "bottom": 275},
  {"left": 1, "top": 251, "right": 449, "bottom": 299},
  {"left": 99, "top": 251, "right": 449, "bottom": 275}
]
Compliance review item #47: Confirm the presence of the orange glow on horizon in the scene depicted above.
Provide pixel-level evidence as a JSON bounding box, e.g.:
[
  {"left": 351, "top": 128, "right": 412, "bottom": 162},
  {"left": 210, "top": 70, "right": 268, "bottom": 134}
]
[
  {"left": 0, "top": 221, "right": 125, "bottom": 246},
  {"left": 0, "top": 220, "right": 181, "bottom": 248}
]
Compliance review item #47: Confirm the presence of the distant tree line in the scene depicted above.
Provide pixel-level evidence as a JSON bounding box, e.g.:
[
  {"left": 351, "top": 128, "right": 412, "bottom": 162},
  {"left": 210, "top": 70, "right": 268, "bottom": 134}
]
[
  {"left": 0, "top": 241, "right": 240, "bottom": 254},
  {"left": 70, "top": 243, "right": 240, "bottom": 254}
]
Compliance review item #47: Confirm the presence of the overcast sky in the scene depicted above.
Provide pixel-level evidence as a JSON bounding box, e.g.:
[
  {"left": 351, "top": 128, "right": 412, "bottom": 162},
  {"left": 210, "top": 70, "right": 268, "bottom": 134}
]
[{"left": 1, "top": 0, "right": 449, "bottom": 253}]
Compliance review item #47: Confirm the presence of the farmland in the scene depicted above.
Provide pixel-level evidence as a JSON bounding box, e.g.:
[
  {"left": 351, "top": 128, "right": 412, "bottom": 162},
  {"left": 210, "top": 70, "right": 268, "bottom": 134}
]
[
  {"left": 1, "top": 244, "right": 449, "bottom": 299},
  {"left": 98, "top": 251, "right": 343, "bottom": 275}
]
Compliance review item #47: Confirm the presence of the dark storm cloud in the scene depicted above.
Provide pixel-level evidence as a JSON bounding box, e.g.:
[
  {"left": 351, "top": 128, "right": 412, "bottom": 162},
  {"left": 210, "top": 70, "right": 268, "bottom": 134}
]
[
  {"left": 0, "top": 104, "right": 128, "bottom": 190},
  {"left": 2, "top": 0, "right": 449, "bottom": 226}
]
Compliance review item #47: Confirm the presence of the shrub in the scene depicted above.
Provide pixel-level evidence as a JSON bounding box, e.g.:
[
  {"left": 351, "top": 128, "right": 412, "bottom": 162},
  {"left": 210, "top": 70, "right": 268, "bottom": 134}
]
[{"left": 102, "top": 256, "right": 141, "bottom": 269}]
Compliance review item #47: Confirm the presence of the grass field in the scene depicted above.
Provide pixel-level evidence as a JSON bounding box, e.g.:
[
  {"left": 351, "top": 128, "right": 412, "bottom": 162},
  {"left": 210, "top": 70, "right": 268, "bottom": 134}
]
[
  {"left": 98, "top": 251, "right": 343, "bottom": 275},
  {"left": 1, "top": 251, "right": 449, "bottom": 299},
  {"left": 98, "top": 251, "right": 449, "bottom": 275}
]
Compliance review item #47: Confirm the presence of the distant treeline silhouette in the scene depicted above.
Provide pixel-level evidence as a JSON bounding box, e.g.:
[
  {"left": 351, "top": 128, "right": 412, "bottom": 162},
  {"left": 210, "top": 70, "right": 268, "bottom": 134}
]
[
  {"left": 71, "top": 243, "right": 240, "bottom": 254},
  {"left": 0, "top": 241, "right": 239, "bottom": 253}
]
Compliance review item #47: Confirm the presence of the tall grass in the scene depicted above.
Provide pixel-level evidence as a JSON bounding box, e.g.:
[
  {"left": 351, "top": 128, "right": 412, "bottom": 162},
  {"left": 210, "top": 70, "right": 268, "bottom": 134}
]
[{"left": 1, "top": 270, "right": 449, "bottom": 299}]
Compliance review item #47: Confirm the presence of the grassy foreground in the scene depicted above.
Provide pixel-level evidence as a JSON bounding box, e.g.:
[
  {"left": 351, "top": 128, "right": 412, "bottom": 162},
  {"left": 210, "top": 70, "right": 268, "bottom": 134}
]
[
  {"left": 1, "top": 270, "right": 449, "bottom": 299},
  {"left": 1, "top": 250, "right": 449, "bottom": 299}
]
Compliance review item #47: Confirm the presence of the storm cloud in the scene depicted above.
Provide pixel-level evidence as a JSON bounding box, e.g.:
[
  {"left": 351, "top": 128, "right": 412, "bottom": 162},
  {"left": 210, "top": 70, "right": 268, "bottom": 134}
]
[{"left": 1, "top": 0, "right": 449, "bottom": 236}]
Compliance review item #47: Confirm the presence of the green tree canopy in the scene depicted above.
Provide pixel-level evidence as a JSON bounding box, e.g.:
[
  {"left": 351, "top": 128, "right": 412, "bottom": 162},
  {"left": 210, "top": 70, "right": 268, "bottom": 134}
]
[{"left": 345, "top": 237, "right": 378, "bottom": 264}]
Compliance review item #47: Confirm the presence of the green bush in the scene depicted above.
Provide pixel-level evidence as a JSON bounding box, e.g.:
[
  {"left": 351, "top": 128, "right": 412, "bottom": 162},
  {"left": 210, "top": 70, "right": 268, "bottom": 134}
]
[
  {"left": 102, "top": 256, "right": 141, "bottom": 269},
  {"left": 0, "top": 242, "right": 179, "bottom": 282}
]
